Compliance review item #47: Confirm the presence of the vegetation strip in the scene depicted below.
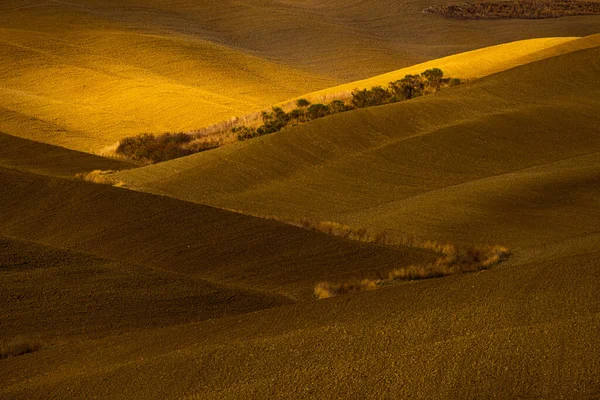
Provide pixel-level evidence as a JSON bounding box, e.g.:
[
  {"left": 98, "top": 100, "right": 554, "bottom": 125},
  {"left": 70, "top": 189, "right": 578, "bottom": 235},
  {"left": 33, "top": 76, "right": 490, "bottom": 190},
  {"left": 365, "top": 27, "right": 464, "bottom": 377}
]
[
  {"left": 216, "top": 215, "right": 511, "bottom": 300},
  {"left": 115, "top": 69, "right": 461, "bottom": 164},
  {"left": 424, "top": 0, "right": 600, "bottom": 19},
  {"left": 282, "top": 220, "right": 511, "bottom": 299},
  {"left": 315, "top": 243, "right": 510, "bottom": 299}
]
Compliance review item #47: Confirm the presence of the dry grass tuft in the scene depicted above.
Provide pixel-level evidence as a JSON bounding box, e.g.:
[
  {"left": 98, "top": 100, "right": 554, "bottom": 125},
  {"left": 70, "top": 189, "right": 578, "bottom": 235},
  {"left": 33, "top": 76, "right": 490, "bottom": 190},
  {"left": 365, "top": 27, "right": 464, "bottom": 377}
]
[
  {"left": 314, "top": 279, "right": 379, "bottom": 299},
  {"left": 314, "top": 244, "right": 510, "bottom": 299},
  {"left": 315, "top": 245, "right": 510, "bottom": 299},
  {"left": 218, "top": 211, "right": 512, "bottom": 300},
  {"left": 0, "top": 339, "right": 42, "bottom": 359},
  {"left": 75, "top": 170, "right": 126, "bottom": 187}
]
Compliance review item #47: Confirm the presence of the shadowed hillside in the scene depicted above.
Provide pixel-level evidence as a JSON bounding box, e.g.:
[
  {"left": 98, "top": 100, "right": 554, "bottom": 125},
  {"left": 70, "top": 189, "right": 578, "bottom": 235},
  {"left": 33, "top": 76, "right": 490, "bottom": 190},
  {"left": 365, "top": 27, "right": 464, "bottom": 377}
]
[
  {"left": 1, "top": 226, "right": 599, "bottom": 398},
  {"left": 0, "top": 166, "right": 433, "bottom": 300},
  {"left": 0, "top": 132, "right": 135, "bottom": 177},
  {"left": 0, "top": 233, "right": 287, "bottom": 341},
  {"left": 1, "top": 2, "right": 599, "bottom": 398}
]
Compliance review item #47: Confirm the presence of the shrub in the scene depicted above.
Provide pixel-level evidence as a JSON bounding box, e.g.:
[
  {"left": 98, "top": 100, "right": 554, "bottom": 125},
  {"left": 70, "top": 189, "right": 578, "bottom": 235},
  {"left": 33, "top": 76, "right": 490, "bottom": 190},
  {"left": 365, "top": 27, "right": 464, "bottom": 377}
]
[
  {"left": 257, "top": 107, "right": 290, "bottom": 135},
  {"left": 422, "top": 68, "right": 444, "bottom": 91},
  {"left": 295, "top": 98, "right": 311, "bottom": 108},
  {"left": 233, "top": 126, "right": 259, "bottom": 141},
  {"left": 351, "top": 86, "right": 393, "bottom": 108},
  {"left": 288, "top": 108, "right": 307, "bottom": 122},
  {"left": 115, "top": 132, "right": 194, "bottom": 163},
  {"left": 424, "top": 0, "right": 600, "bottom": 20},
  {"left": 306, "top": 103, "right": 331, "bottom": 120},
  {"left": 314, "top": 279, "right": 378, "bottom": 299},
  {"left": 397, "top": 74, "right": 425, "bottom": 99},
  {"left": 329, "top": 99, "right": 351, "bottom": 114}
]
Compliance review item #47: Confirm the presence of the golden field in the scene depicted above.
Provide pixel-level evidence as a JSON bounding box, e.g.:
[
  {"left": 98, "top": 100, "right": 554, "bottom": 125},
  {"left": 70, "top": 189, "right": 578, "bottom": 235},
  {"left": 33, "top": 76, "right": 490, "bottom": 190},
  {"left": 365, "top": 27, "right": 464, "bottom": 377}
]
[
  {"left": 1, "top": 0, "right": 600, "bottom": 151},
  {"left": 1, "top": 1, "right": 600, "bottom": 398}
]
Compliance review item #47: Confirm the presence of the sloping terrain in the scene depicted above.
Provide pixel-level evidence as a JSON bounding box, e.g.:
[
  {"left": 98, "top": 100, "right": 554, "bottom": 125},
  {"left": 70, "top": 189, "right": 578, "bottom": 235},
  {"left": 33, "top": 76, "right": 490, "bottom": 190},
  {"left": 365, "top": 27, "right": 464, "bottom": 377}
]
[
  {"left": 1, "top": 1, "right": 600, "bottom": 151},
  {"left": 0, "top": 132, "right": 135, "bottom": 177},
  {"left": 116, "top": 46, "right": 600, "bottom": 249},
  {"left": 304, "top": 33, "right": 600, "bottom": 99},
  {"left": 0, "top": 233, "right": 285, "bottom": 342},
  {"left": 0, "top": 14, "right": 332, "bottom": 151},
  {"left": 0, "top": 166, "right": 431, "bottom": 301},
  {"left": 1, "top": 229, "right": 599, "bottom": 398},
  {"left": 1, "top": 2, "right": 599, "bottom": 398}
]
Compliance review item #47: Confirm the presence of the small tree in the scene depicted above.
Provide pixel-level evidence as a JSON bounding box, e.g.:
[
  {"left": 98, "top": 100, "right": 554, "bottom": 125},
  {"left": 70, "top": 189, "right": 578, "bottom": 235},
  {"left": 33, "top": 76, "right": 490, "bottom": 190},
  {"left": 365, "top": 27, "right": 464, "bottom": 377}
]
[
  {"left": 422, "top": 68, "right": 444, "bottom": 91},
  {"left": 296, "top": 98, "right": 311, "bottom": 108},
  {"left": 396, "top": 75, "right": 424, "bottom": 99},
  {"left": 351, "top": 89, "right": 370, "bottom": 108},
  {"left": 288, "top": 108, "right": 306, "bottom": 122},
  {"left": 306, "top": 103, "right": 330, "bottom": 120},
  {"left": 259, "top": 107, "right": 290, "bottom": 135},
  {"left": 233, "top": 126, "right": 259, "bottom": 141},
  {"left": 351, "top": 86, "right": 392, "bottom": 108},
  {"left": 329, "top": 99, "right": 349, "bottom": 114}
]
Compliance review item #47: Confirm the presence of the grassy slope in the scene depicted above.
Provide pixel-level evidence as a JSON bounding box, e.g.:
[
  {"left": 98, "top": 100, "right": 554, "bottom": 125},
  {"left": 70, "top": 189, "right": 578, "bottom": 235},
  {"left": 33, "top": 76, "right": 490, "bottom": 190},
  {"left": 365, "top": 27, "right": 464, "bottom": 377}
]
[
  {"left": 0, "top": 233, "right": 287, "bottom": 342},
  {"left": 116, "top": 46, "right": 600, "bottom": 249},
  {"left": 303, "top": 34, "right": 600, "bottom": 99},
  {"left": 0, "top": 166, "right": 431, "bottom": 301},
  {"left": 0, "top": 132, "right": 135, "bottom": 177},
  {"left": 2, "top": 1, "right": 600, "bottom": 151},
  {"left": 1, "top": 32, "right": 599, "bottom": 400},
  {"left": 2, "top": 231, "right": 599, "bottom": 398},
  {"left": 0, "top": 10, "right": 333, "bottom": 152}
]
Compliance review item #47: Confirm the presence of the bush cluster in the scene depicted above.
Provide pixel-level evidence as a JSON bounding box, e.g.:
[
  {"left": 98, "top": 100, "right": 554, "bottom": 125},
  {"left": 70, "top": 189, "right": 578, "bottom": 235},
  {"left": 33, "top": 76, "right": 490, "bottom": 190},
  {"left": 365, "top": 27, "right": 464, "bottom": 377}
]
[
  {"left": 115, "top": 132, "right": 219, "bottom": 163},
  {"left": 232, "top": 98, "right": 354, "bottom": 142},
  {"left": 116, "top": 69, "right": 459, "bottom": 163}
]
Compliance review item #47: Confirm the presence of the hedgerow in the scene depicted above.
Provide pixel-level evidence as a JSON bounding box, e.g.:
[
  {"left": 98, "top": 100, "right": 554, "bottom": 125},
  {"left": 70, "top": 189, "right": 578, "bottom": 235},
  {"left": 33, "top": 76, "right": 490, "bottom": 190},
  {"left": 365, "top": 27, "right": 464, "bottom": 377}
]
[{"left": 116, "top": 69, "right": 460, "bottom": 163}]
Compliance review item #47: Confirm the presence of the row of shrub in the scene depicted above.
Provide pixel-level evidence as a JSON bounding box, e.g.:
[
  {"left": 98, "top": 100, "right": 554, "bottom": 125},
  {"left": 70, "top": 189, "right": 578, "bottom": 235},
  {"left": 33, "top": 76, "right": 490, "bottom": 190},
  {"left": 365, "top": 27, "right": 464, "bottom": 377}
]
[
  {"left": 233, "top": 68, "right": 459, "bottom": 142},
  {"left": 116, "top": 69, "right": 460, "bottom": 163},
  {"left": 115, "top": 132, "right": 220, "bottom": 164}
]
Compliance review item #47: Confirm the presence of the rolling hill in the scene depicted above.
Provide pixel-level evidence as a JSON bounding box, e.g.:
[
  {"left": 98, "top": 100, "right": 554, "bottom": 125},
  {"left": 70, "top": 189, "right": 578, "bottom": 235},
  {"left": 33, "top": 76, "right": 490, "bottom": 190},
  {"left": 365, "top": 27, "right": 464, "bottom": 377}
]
[
  {"left": 1, "top": 2, "right": 599, "bottom": 398},
  {"left": 0, "top": 163, "right": 433, "bottom": 302},
  {"left": 0, "top": 233, "right": 285, "bottom": 341},
  {"left": 2, "top": 1, "right": 600, "bottom": 152},
  {"left": 1, "top": 204, "right": 599, "bottom": 398},
  {"left": 0, "top": 131, "right": 135, "bottom": 177},
  {"left": 303, "top": 33, "right": 600, "bottom": 100},
  {"left": 115, "top": 45, "right": 600, "bottom": 249}
]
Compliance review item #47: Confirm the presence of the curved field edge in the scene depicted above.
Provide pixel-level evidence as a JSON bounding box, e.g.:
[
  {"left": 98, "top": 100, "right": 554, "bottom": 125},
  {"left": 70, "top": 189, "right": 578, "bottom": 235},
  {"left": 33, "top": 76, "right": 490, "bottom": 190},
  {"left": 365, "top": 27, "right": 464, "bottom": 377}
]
[
  {"left": 99, "top": 34, "right": 600, "bottom": 163},
  {"left": 2, "top": 0, "right": 600, "bottom": 154},
  {"left": 2, "top": 243, "right": 599, "bottom": 399},
  {"left": 0, "top": 166, "right": 436, "bottom": 301},
  {"left": 111, "top": 68, "right": 460, "bottom": 163},
  {"left": 0, "top": 131, "right": 136, "bottom": 178},
  {"left": 300, "top": 34, "right": 600, "bottom": 100}
]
